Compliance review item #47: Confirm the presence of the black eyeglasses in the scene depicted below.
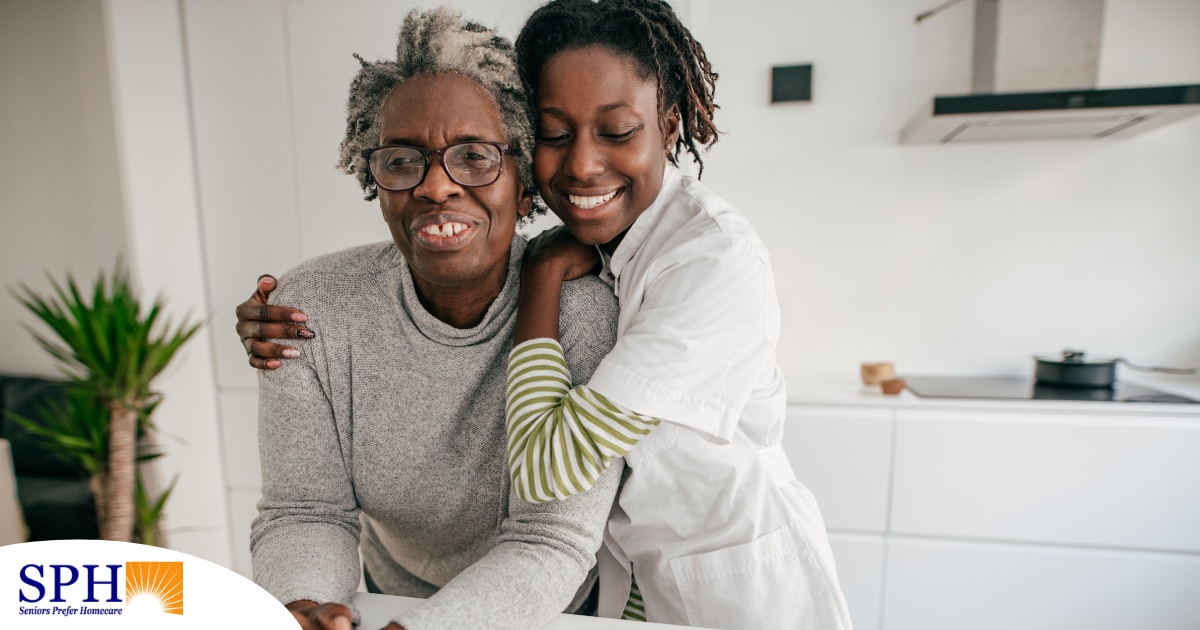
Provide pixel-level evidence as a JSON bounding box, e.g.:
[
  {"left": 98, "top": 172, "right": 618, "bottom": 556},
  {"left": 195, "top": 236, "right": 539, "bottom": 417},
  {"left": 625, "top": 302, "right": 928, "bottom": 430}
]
[{"left": 361, "top": 141, "right": 510, "bottom": 191}]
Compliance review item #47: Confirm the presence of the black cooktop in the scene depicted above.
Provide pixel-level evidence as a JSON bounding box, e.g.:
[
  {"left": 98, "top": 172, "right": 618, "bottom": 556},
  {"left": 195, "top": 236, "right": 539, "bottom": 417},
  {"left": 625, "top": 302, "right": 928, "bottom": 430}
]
[{"left": 904, "top": 376, "right": 1198, "bottom": 404}]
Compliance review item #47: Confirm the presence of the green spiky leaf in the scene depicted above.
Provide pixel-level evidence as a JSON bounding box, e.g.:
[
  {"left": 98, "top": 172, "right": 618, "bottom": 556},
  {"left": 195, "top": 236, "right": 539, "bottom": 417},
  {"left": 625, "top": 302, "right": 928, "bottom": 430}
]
[{"left": 9, "top": 259, "right": 201, "bottom": 541}]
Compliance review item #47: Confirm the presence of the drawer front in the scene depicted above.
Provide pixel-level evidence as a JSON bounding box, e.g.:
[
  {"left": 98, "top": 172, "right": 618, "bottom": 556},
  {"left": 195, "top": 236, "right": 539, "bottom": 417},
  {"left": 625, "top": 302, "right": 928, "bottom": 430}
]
[
  {"left": 891, "top": 409, "right": 1200, "bottom": 551},
  {"left": 882, "top": 537, "right": 1200, "bottom": 630},
  {"left": 785, "top": 406, "right": 894, "bottom": 533}
]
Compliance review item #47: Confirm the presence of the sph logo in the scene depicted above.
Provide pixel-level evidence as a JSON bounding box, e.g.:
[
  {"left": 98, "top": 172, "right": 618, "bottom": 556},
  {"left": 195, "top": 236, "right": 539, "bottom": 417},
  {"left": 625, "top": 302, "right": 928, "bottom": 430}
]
[
  {"left": 19, "top": 564, "right": 122, "bottom": 604},
  {"left": 18, "top": 561, "right": 183, "bottom": 617}
]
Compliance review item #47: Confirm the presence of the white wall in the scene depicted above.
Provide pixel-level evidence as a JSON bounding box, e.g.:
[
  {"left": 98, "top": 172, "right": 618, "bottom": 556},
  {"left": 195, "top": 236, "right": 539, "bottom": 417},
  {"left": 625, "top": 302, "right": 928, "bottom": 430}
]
[
  {"left": 102, "top": 0, "right": 230, "bottom": 567},
  {"left": 0, "top": 0, "right": 127, "bottom": 377},
  {"left": 688, "top": 0, "right": 1200, "bottom": 380}
]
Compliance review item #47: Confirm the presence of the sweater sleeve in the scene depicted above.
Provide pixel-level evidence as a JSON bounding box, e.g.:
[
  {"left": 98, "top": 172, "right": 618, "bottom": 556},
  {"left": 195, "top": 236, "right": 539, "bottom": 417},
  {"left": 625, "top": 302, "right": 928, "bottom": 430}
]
[
  {"left": 250, "top": 322, "right": 362, "bottom": 611},
  {"left": 392, "top": 457, "right": 623, "bottom": 630},
  {"left": 506, "top": 339, "right": 659, "bottom": 503}
]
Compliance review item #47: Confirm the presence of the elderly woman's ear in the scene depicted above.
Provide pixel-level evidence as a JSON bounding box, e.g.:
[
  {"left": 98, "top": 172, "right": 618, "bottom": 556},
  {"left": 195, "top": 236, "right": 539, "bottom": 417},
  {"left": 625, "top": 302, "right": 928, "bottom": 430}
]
[{"left": 518, "top": 183, "right": 534, "bottom": 220}]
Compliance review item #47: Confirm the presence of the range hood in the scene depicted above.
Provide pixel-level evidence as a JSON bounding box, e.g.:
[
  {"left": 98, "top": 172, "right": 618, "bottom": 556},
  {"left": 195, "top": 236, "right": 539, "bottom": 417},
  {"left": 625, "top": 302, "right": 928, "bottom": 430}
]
[{"left": 901, "top": 0, "right": 1200, "bottom": 144}]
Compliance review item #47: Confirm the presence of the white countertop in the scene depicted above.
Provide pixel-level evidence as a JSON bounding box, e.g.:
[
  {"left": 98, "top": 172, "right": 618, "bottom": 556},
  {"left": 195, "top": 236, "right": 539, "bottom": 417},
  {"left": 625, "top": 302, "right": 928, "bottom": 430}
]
[
  {"left": 351, "top": 593, "right": 692, "bottom": 630},
  {"left": 787, "top": 374, "right": 1200, "bottom": 415}
]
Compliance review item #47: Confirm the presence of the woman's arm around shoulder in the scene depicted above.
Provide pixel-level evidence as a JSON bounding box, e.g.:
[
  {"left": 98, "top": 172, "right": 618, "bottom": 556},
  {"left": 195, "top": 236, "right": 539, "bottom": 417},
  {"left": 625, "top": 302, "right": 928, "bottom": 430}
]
[{"left": 558, "top": 273, "right": 621, "bottom": 383}]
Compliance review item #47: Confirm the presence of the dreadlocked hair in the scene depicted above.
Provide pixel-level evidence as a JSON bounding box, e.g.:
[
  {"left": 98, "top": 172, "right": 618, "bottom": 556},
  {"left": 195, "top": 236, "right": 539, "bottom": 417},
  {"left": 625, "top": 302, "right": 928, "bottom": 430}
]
[
  {"left": 337, "top": 6, "right": 543, "bottom": 216},
  {"left": 515, "top": 0, "right": 719, "bottom": 177}
]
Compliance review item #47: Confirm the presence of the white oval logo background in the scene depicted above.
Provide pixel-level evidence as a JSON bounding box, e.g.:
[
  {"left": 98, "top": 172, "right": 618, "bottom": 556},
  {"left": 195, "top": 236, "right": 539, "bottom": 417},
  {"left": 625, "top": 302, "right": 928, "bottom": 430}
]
[{"left": 0, "top": 540, "right": 296, "bottom": 629}]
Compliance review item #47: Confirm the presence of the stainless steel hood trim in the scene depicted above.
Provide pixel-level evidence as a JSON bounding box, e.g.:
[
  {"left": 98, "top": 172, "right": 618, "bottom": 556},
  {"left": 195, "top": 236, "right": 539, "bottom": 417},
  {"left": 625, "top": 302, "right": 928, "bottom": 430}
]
[{"left": 901, "top": 84, "right": 1200, "bottom": 144}]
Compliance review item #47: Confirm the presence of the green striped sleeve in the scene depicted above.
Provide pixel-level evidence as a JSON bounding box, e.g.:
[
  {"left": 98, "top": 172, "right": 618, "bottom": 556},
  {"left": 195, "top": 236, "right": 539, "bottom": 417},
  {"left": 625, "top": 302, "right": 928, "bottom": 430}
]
[
  {"left": 621, "top": 574, "right": 646, "bottom": 622},
  {"left": 506, "top": 338, "right": 660, "bottom": 504}
]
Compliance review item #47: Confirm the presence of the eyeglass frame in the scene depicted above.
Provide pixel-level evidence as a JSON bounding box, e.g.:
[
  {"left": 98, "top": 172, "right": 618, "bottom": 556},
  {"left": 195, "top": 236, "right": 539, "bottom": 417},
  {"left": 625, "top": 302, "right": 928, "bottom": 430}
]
[{"left": 360, "top": 141, "right": 511, "bottom": 192}]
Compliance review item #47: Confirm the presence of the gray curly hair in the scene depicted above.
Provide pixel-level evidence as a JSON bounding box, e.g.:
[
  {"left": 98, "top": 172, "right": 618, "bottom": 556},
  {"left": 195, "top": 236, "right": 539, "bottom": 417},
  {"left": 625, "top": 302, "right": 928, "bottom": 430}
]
[{"left": 337, "top": 6, "right": 539, "bottom": 214}]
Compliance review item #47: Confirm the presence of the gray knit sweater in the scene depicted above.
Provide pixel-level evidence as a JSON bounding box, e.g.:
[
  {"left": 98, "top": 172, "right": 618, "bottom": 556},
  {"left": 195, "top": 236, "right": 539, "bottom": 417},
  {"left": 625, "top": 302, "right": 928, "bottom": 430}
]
[{"left": 250, "top": 236, "right": 622, "bottom": 630}]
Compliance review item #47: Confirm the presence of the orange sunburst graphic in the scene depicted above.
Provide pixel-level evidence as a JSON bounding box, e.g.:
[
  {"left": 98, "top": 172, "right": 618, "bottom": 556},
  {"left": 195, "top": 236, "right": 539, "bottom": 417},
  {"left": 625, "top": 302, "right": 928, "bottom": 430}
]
[{"left": 125, "top": 561, "right": 184, "bottom": 615}]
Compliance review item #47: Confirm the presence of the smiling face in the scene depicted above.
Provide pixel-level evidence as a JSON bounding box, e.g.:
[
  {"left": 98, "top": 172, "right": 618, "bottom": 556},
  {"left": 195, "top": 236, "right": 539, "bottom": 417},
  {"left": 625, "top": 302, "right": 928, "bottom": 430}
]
[
  {"left": 533, "top": 45, "right": 679, "bottom": 250},
  {"left": 376, "top": 73, "right": 530, "bottom": 298}
]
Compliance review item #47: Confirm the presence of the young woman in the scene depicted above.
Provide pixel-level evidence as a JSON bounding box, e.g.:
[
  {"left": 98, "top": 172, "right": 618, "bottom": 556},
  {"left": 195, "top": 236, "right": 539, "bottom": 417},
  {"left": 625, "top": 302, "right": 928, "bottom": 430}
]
[{"left": 503, "top": 1, "right": 852, "bottom": 628}]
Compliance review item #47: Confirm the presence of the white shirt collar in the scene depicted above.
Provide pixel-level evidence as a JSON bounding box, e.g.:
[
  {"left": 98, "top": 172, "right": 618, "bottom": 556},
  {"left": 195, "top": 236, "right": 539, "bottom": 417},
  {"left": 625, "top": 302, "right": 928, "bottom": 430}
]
[{"left": 605, "top": 164, "right": 682, "bottom": 282}]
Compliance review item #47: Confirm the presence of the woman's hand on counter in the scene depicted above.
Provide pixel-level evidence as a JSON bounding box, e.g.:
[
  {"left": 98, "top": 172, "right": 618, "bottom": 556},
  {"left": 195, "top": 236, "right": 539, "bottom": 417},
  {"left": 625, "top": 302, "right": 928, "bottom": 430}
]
[{"left": 285, "top": 599, "right": 353, "bottom": 630}]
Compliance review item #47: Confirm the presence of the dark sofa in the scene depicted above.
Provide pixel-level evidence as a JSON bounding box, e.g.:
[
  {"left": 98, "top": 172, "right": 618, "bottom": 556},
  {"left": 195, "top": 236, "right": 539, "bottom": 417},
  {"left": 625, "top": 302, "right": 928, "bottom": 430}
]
[{"left": 0, "top": 375, "right": 98, "bottom": 540}]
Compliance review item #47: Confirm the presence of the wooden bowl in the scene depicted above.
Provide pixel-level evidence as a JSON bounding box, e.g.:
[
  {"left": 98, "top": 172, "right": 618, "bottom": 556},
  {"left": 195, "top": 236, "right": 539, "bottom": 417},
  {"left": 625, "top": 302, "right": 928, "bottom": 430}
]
[
  {"left": 861, "top": 362, "right": 895, "bottom": 385},
  {"left": 880, "top": 378, "right": 907, "bottom": 395}
]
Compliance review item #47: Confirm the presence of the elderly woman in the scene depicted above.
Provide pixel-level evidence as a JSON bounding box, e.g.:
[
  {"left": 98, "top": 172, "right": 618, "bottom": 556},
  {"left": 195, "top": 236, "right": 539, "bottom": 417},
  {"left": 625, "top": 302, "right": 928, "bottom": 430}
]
[{"left": 248, "top": 8, "right": 621, "bottom": 630}]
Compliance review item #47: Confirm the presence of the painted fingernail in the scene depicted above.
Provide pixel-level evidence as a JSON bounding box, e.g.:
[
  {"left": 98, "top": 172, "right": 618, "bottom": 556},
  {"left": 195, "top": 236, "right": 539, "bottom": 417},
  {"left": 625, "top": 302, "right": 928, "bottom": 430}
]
[
  {"left": 258, "top": 275, "right": 275, "bottom": 285},
  {"left": 282, "top": 349, "right": 301, "bottom": 359},
  {"left": 333, "top": 618, "right": 352, "bottom": 630},
  {"left": 291, "top": 313, "right": 308, "bottom": 322},
  {"left": 266, "top": 359, "right": 281, "bottom": 368},
  {"left": 298, "top": 329, "right": 315, "bottom": 339}
]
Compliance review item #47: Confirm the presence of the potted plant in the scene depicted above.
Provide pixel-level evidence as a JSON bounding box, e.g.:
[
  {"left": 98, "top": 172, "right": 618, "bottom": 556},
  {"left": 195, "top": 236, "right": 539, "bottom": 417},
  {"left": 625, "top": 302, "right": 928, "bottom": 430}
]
[{"left": 10, "top": 263, "right": 198, "bottom": 543}]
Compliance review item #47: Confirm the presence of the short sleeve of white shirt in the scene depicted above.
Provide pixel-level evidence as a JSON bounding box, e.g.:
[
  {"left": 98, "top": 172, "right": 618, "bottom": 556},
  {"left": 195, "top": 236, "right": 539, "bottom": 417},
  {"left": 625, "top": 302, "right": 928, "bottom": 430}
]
[{"left": 585, "top": 230, "right": 772, "bottom": 445}]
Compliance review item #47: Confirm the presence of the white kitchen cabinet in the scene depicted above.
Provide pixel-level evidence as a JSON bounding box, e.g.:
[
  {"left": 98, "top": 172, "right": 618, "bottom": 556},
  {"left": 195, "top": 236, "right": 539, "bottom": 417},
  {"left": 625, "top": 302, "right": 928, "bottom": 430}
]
[
  {"left": 882, "top": 536, "right": 1200, "bottom": 630},
  {"left": 784, "top": 379, "right": 1200, "bottom": 630},
  {"left": 827, "top": 534, "right": 886, "bottom": 630},
  {"left": 784, "top": 406, "right": 894, "bottom": 533},
  {"left": 890, "top": 408, "right": 1200, "bottom": 552}
]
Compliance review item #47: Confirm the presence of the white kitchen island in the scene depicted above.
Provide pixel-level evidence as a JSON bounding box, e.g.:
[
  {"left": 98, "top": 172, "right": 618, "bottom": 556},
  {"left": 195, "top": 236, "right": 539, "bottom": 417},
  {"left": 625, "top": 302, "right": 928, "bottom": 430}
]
[{"left": 786, "top": 377, "right": 1200, "bottom": 630}]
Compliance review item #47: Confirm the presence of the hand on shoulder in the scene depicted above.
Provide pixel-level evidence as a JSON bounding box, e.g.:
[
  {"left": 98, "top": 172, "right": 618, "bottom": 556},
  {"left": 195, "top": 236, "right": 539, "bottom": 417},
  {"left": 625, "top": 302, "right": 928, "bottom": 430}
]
[
  {"left": 524, "top": 225, "right": 600, "bottom": 283},
  {"left": 235, "top": 274, "right": 314, "bottom": 370}
]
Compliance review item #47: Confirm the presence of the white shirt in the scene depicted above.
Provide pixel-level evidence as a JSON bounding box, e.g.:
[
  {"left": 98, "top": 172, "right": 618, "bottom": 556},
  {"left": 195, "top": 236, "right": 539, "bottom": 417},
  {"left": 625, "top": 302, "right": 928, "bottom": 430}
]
[{"left": 588, "top": 166, "right": 853, "bottom": 630}]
